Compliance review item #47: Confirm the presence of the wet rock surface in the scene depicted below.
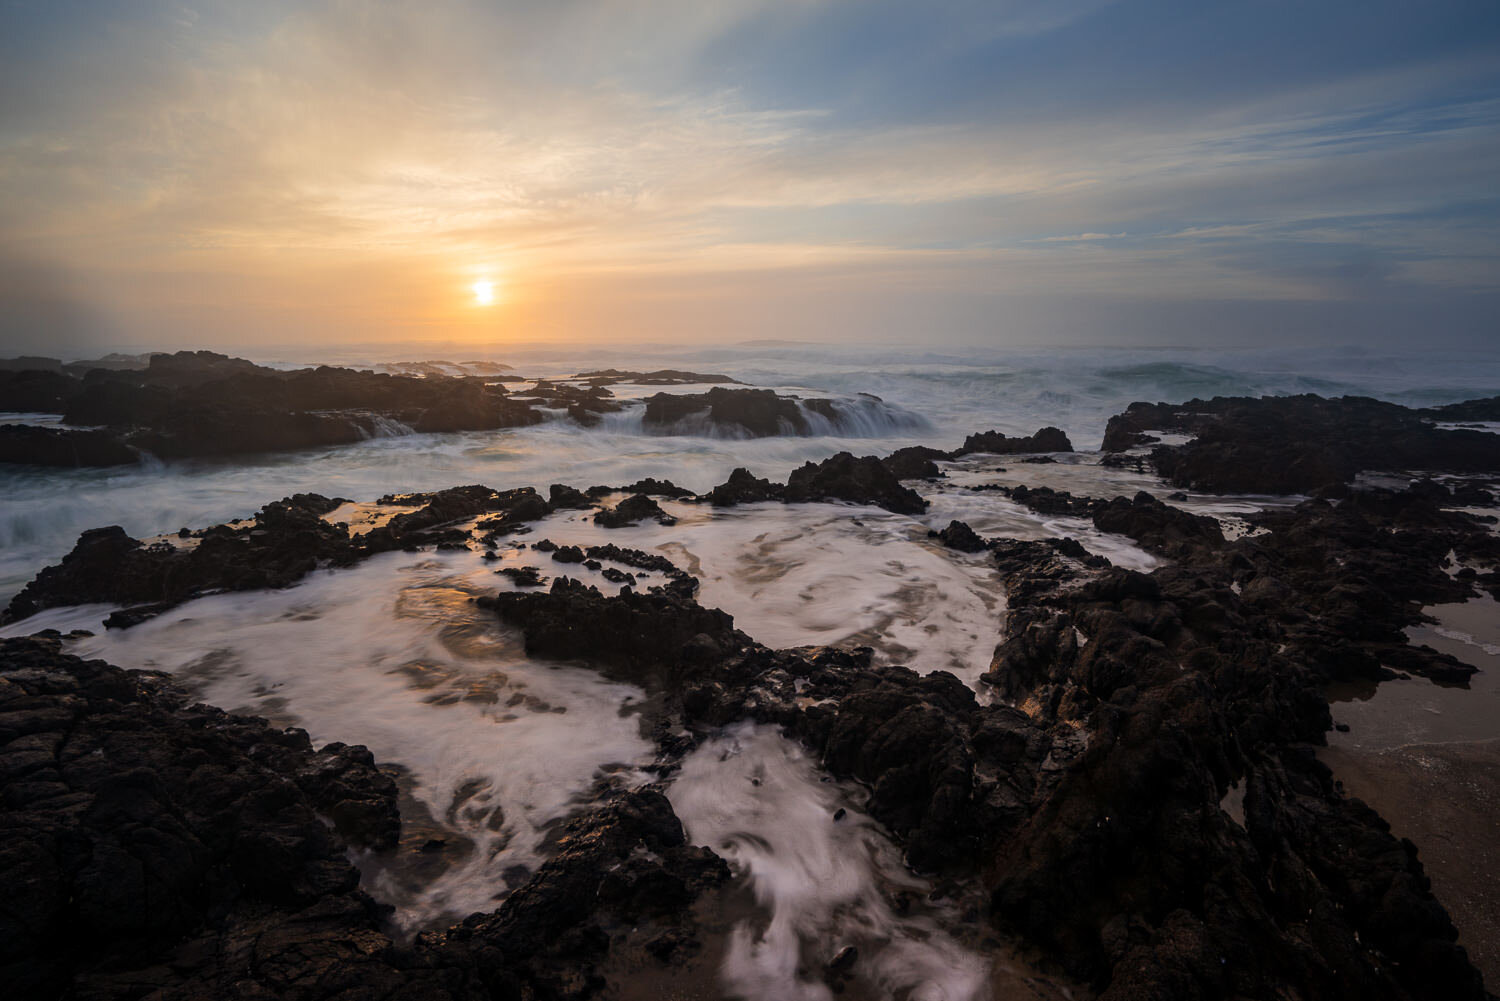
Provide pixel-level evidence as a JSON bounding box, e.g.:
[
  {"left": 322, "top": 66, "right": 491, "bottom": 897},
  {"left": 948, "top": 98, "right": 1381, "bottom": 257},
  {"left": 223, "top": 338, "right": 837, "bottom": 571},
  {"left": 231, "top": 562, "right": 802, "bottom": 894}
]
[
  {"left": 882, "top": 444, "right": 948, "bottom": 479},
  {"left": 955, "top": 426, "right": 1073, "bottom": 456},
  {"left": 1, "top": 351, "right": 545, "bottom": 461},
  {"left": 572, "top": 368, "right": 741, "bottom": 386},
  {"left": 1104, "top": 394, "right": 1500, "bottom": 493},
  {"left": 0, "top": 369, "right": 87, "bottom": 413},
  {"left": 706, "top": 466, "right": 785, "bottom": 506},
  {"left": 0, "top": 637, "right": 732, "bottom": 1001},
  {"left": 931, "top": 519, "right": 988, "bottom": 552},
  {"left": 0, "top": 636, "right": 399, "bottom": 998},
  {"left": 639, "top": 385, "right": 921, "bottom": 438},
  {"left": 5, "top": 392, "right": 1500, "bottom": 1000},
  {"left": 2, "top": 486, "right": 561, "bottom": 626},
  {"left": 593, "top": 492, "right": 678, "bottom": 528},
  {"left": 1417, "top": 396, "right": 1500, "bottom": 422},
  {"left": 784, "top": 451, "right": 928, "bottom": 514},
  {"left": 701, "top": 451, "right": 929, "bottom": 514},
  {"left": 0, "top": 424, "right": 141, "bottom": 467}
]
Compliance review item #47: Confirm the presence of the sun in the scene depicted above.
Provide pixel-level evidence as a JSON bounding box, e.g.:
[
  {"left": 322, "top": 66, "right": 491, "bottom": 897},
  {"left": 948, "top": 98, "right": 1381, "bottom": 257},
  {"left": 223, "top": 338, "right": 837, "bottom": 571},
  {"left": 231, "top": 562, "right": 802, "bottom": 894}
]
[{"left": 471, "top": 279, "right": 496, "bottom": 306}]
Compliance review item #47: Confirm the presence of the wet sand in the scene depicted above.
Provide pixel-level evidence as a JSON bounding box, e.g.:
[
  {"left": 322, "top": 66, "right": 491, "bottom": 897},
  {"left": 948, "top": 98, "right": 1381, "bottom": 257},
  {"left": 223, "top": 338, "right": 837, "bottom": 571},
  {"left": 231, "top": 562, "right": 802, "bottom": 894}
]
[
  {"left": 1322, "top": 594, "right": 1500, "bottom": 987},
  {"left": 1319, "top": 740, "right": 1500, "bottom": 986}
]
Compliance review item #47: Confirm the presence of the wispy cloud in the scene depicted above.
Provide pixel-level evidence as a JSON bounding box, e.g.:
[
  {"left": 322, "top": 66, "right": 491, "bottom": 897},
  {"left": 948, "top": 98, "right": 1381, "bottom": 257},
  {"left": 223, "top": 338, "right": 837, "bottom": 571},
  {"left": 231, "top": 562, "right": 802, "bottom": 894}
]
[{"left": 0, "top": 0, "right": 1496, "bottom": 349}]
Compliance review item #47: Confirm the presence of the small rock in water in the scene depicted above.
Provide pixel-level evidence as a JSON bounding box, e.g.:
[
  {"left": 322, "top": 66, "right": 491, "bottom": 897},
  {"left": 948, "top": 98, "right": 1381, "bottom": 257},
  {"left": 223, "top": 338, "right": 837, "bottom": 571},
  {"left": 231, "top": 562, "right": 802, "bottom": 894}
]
[
  {"left": 833, "top": 807, "right": 847, "bottom": 822},
  {"left": 418, "top": 839, "right": 447, "bottom": 853},
  {"left": 827, "top": 945, "right": 858, "bottom": 974}
]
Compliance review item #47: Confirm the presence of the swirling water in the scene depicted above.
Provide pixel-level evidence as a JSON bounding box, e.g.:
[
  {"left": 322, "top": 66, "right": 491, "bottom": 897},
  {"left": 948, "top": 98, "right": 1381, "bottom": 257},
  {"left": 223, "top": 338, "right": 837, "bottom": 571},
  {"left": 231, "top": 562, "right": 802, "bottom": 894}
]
[
  {"left": 4, "top": 341, "right": 1499, "bottom": 998},
  {"left": 5, "top": 342, "right": 1497, "bottom": 601}
]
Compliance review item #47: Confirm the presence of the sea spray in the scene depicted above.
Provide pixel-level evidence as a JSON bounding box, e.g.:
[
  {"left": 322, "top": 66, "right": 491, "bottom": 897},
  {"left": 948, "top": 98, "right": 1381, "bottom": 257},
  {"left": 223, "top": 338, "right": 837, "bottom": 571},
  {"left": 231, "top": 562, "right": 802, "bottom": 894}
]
[{"left": 670, "top": 723, "right": 990, "bottom": 1001}]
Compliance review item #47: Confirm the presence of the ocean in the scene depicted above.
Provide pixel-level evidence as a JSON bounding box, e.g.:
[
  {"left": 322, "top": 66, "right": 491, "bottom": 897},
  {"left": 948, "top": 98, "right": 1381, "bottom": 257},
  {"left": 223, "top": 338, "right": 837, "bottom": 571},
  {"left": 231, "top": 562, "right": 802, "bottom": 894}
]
[
  {"left": 3, "top": 341, "right": 1499, "bottom": 999},
  {"left": 5, "top": 341, "right": 1499, "bottom": 600}
]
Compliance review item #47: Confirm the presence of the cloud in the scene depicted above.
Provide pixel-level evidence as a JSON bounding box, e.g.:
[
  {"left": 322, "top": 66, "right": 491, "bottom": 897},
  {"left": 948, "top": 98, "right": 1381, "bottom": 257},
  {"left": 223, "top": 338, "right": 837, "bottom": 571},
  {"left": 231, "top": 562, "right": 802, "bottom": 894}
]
[
  {"left": 1038, "top": 233, "right": 1128, "bottom": 242},
  {"left": 0, "top": 0, "right": 1496, "bottom": 349}
]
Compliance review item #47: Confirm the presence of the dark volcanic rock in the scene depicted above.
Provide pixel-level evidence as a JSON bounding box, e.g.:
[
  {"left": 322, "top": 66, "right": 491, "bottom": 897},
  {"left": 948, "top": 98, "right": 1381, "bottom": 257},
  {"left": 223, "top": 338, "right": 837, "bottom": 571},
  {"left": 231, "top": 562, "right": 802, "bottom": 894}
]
[
  {"left": 48, "top": 356, "right": 543, "bottom": 460},
  {"left": 642, "top": 386, "right": 921, "bottom": 438},
  {"left": 582, "top": 544, "right": 679, "bottom": 575},
  {"left": 0, "top": 424, "right": 140, "bottom": 467},
  {"left": 931, "top": 519, "right": 988, "bottom": 552},
  {"left": 0, "top": 636, "right": 731, "bottom": 1001},
  {"left": 0, "top": 354, "right": 64, "bottom": 372},
  {"left": 977, "top": 480, "right": 1496, "bottom": 998},
  {"left": 383, "top": 485, "right": 548, "bottom": 542},
  {"left": 1004, "top": 484, "right": 1097, "bottom": 517},
  {"left": 594, "top": 492, "right": 678, "bottom": 528},
  {"left": 548, "top": 483, "right": 594, "bottom": 509},
  {"left": 618, "top": 477, "right": 695, "bottom": 499},
  {"left": 784, "top": 451, "right": 928, "bottom": 515},
  {"left": 1417, "top": 396, "right": 1500, "bottom": 422},
  {"left": 643, "top": 386, "right": 806, "bottom": 436},
  {"left": 2, "top": 496, "right": 357, "bottom": 625},
  {"left": 4, "top": 486, "right": 556, "bottom": 626},
  {"left": 882, "top": 445, "right": 948, "bottom": 479},
  {"left": 440, "top": 788, "right": 731, "bottom": 998},
  {"left": 574, "top": 368, "right": 741, "bottom": 386},
  {"left": 707, "top": 466, "right": 785, "bottom": 506},
  {"left": 0, "top": 369, "right": 83, "bottom": 412},
  {"left": 705, "top": 453, "right": 927, "bottom": 514},
  {"left": 498, "top": 565, "right": 546, "bottom": 587},
  {"left": 955, "top": 427, "right": 1073, "bottom": 456},
  {"left": 132, "top": 349, "right": 264, "bottom": 387},
  {"left": 1108, "top": 395, "right": 1500, "bottom": 493},
  {"left": 479, "top": 577, "right": 747, "bottom": 687},
  {"left": 513, "top": 378, "right": 623, "bottom": 424},
  {"left": 0, "top": 637, "right": 402, "bottom": 998},
  {"left": 815, "top": 668, "right": 992, "bottom": 872},
  {"left": 453, "top": 469, "right": 1496, "bottom": 999},
  {"left": 1092, "top": 490, "right": 1225, "bottom": 559}
]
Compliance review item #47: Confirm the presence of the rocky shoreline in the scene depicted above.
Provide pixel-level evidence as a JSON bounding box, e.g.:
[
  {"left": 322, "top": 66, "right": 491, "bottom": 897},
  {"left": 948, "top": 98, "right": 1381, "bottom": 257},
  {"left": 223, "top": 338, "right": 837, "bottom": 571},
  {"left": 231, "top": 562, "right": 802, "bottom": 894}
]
[
  {"left": 0, "top": 352, "right": 921, "bottom": 463},
  {"left": 3, "top": 392, "right": 1499, "bottom": 999}
]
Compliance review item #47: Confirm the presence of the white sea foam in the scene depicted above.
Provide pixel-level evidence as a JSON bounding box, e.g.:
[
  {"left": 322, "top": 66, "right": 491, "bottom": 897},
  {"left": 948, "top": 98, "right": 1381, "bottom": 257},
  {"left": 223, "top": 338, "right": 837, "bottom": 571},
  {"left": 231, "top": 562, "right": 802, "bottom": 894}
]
[
  {"left": 670, "top": 723, "right": 990, "bottom": 1001},
  {"left": 17, "top": 549, "right": 654, "bottom": 932},
  {"left": 5, "top": 344, "right": 1491, "bottom": 600},
  {"left": 492, "top": 499, "right": 1005, "bottom": 689},
  {"left": 6, "top": 342, "right": 1496, "bottom": 996}
]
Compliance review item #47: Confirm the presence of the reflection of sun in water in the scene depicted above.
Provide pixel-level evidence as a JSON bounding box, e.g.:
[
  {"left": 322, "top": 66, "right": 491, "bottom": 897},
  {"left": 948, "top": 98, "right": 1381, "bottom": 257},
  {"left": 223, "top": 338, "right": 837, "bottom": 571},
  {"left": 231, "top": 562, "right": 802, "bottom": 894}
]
[{"left": 472, "top": 280, "right": 495, "bottom": 306}]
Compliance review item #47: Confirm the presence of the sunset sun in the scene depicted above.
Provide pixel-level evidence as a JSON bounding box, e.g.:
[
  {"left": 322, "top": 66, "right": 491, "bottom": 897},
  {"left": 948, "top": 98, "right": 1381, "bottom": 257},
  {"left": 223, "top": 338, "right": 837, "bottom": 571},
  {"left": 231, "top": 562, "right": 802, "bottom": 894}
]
[{"left": 471, "top": 279, "right": 495, "bottom": 306}]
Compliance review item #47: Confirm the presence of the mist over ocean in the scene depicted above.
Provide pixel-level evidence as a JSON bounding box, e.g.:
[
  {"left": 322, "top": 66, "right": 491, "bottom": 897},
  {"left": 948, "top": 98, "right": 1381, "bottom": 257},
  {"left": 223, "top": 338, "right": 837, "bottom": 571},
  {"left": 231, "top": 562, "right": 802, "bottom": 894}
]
[{"left": 5, "top": 341, "right": 1499, "bottom": 600}]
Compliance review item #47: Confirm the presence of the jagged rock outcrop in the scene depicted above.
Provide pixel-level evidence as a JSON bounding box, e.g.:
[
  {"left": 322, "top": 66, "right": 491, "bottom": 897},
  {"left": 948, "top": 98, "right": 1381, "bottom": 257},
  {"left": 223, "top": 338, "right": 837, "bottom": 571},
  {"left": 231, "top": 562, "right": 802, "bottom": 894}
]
[
  {"left": 1104, "top": 395, "right": 1500, "bottom": 493},
  {"left": 0, "top": 636, "right": 730, "bottom": 1001},
  {"left": 882, "top": 445, "right": 948, "bottom": 479},
  {"left": 3, "top": 487, "right": 559, "bottom": 627},
  {"left": 0, "top": 637, "right": 402, "bottom": 998},
  {"left": 931, "top": 519, "right": 988, "bottom": 552},
  {"left": 594, "top": 493, "right": 677, "bottom": 528},
  {"left": 706, "top": 467, "right": 785, "bottom": 506},
  {"left": 574, "top": 369, "right": 741, "bottom": 386},
  {"left": 0, "top": 425, "right": 140, "bottom": 467},
  {"left": 1092, "top": 490, "right": 1225, "bottom": 560},
  {"left": 955, "top": 427, "right": 1073, "bottom": 456},
  {"left": 783, "top": 451, "right": 928, "bottom": 514},
  {"left": 0, "top": 352, "right": 546, "bottom": 462}
]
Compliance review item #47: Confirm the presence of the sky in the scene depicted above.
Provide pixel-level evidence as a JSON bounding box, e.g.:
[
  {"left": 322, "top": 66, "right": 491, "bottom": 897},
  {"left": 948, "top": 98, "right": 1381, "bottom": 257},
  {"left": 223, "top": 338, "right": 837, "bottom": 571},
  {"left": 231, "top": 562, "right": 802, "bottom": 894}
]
[{"left": 0, "top": 0, "right": 1497, "bottom": 355}]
